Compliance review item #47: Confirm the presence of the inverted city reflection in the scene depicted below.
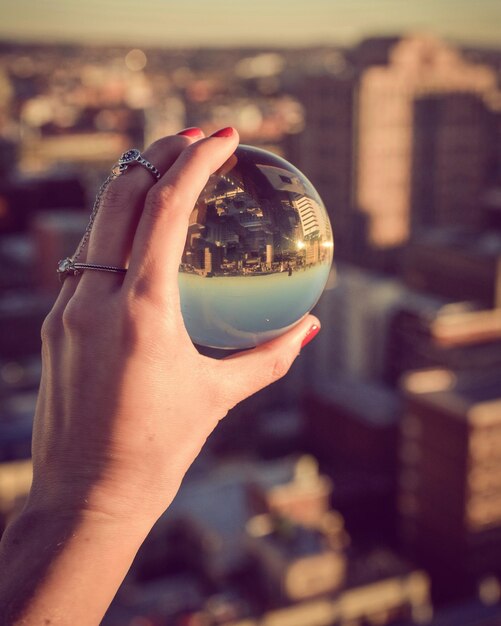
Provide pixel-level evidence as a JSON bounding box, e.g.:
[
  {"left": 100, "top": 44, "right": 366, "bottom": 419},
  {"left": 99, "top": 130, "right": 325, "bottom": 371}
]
[{"left": 179, "top": 145, "right": 334, "bottom": 349}]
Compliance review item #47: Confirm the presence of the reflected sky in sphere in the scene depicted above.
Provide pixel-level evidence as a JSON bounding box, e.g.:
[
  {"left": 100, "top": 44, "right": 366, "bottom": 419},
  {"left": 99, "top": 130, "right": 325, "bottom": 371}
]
[{"left": 178, "top": 145, "right": 334, "bottom": 349}]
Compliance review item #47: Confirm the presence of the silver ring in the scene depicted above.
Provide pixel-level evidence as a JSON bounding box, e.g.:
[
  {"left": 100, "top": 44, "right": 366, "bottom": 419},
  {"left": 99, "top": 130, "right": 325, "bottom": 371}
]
[
  {"left": 117, "top": 148, "right": 161, "bottom": 181},
  {"left": 57, "top": 258, "right": 127, "bottom": 283}
]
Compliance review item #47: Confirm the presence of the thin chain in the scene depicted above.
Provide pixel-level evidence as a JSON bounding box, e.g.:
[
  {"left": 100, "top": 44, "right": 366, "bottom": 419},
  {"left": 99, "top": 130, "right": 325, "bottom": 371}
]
[{"left": 72, "top": 168, "right": 120, "bottom": 263}]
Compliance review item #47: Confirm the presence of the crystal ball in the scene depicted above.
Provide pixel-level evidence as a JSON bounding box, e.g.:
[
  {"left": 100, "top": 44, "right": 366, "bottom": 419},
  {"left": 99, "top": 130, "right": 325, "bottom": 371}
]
[{"left": 179, "top": 145, "right": 333, "bottom": 349}]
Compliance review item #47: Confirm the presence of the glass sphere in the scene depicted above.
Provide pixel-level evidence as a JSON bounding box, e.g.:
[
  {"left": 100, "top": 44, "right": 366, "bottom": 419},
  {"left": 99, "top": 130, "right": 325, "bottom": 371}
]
[{"left": 179, "top": 145, "right": 333, "bottom": 349}]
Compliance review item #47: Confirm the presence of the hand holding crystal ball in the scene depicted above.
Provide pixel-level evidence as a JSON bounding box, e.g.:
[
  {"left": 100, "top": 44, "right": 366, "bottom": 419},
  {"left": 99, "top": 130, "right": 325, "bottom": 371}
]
[{"left": 179, "top": 145, "right": 333, "bottom": 349}]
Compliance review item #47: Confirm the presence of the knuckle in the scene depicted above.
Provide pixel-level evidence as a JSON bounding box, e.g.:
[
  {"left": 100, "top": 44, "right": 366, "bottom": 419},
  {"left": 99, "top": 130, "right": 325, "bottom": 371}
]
[
  {"left": 126, "top": 272, "right": 162, "bottom": 308},
  {"left": 40, "top": 311, "right": 61, "bottom": 343},
  {"left": 127, "top": 273, "right": 151, "bottom": 302},
  {"left": 102, "top": 179, "right": 133, "bottom": 214},
  {"left": 183, "top": 142, "right": 211, "bottom": 174},
  {"left": 119, "top": 291, "right": 175, "bottom": 350},
  {"left": 149, "top": 134, "right": 188, "bottom": 152},
  {"left": 186, "top": 139, "right": 206, "bottom": 158},
  {"left": 118, "top": 296, "right": 143, "bottom": 348},
  {"left": 61, "top": 297, "right": 98, "bottom": 334},
  {"left": 121, "top": 291, "right": 142, "bottom": 319},
  {"left": 144, "top": 183, "right": 178, "bottom": 219}
]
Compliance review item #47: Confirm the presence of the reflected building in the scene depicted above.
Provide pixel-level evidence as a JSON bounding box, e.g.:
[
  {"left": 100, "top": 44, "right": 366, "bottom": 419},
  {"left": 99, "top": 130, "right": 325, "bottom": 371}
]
[
  {"left": 180, "top": 150, "right": 333, "bottom": 280},
  {"left": 178, "top": 145, "right": 333, "bottom": 349}
]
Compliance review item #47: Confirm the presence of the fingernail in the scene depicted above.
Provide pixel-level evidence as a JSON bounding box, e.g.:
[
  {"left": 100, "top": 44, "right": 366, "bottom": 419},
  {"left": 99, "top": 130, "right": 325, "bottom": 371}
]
[
  {"left": 211, "top": 126, "right": 234, "bottom": 138},
  {"left": 301, "top": 324, "right": 320, "bottom": 349},
  {"left": 177, "top": 127, "right": 203, "bottom": 137}
]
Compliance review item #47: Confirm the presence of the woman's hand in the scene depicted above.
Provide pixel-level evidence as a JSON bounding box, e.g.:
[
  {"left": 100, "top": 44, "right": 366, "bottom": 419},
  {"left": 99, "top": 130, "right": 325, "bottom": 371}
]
[
  {"left": 0, "top": 128, "right": 320, "bottom": 625},
  {"left": 31, "top": 126, "right": 319, "bottom": 522}
]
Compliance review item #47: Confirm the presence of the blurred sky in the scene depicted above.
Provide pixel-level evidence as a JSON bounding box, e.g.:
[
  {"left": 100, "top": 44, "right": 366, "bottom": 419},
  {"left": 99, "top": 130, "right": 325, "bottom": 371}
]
[{"left": 1, "top": 0, "right": 500, "bottom": 48}]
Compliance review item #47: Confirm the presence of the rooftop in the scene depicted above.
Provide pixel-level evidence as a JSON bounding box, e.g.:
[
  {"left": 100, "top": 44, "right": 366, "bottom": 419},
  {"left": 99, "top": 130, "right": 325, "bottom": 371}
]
[{"left": 402, "top": 368, "right": 501, "bottom": 425}]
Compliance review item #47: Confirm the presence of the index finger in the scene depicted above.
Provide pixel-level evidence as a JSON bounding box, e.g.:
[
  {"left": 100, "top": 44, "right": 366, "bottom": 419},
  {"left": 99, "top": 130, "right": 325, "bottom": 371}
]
[{"left": 124, "top": 127, "right": 239, "bottom": 298}]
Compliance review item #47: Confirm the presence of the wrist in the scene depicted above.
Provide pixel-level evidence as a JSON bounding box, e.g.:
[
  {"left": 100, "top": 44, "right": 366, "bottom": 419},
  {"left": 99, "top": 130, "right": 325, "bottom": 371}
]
[
  {"left": 1, "top": 487, "right": 154, "bottom": 625},
  {"left": 28, "top": 452, "right": 183, "bottom": 525},
  {"left": 24, "top": 481, "right": 159, "bottom": 537}
]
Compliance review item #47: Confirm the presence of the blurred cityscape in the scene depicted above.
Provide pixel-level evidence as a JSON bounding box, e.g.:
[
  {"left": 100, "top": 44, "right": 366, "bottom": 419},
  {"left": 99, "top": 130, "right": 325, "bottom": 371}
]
[{"left": 1, "top": 33, "right": 501, "bottom": 626}]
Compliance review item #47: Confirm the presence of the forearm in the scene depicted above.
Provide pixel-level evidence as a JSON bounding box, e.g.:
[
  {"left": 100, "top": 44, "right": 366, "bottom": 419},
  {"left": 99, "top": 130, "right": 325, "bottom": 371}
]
[{"left": 0, "top": 500, "right": 153, "bottom": 625}]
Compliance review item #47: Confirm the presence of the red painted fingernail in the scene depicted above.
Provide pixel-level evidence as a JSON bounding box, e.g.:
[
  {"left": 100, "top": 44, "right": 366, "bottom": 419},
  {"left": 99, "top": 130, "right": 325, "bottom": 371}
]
[
  {"left": 211, "top": 126, "right": 234, "bottom": 138},
  {"left": 301, "top": 324, "right": 320, "bottom": 349},
  {"left": 177, "top": 127, "right": 203, "bottom": 137}
]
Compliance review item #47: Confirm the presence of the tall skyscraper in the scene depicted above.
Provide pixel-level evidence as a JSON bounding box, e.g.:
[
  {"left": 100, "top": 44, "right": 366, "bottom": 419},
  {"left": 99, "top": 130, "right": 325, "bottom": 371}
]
[
  {"left": 398, "top": 368, "right": 501, "bottom": 599},
  {"left": 385, "top": 298, "right": 501, "bottom": 386},
  {"left": 292, "top": 72, "right": 356, "bottom": 260},
  {"left": 410, "top": 92, "right": 496, "bottom": 234},
  {"left": 355, "top": 36, "right": 496, "bottom": 249},
  {"left": 403, "top": 228, "right": 501, "bottom": 308},
  {"left": 304, "top": 264, "right": 406, "bottom": 385},
  {"left": 295, "top": 35, "right": 498, "bottom": 266}
]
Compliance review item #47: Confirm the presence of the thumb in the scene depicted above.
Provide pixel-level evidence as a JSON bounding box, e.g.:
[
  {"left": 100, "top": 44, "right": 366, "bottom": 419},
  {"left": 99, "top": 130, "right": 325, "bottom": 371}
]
[{"left": 216, "top": 315, "right": 321, "bottom": 408}]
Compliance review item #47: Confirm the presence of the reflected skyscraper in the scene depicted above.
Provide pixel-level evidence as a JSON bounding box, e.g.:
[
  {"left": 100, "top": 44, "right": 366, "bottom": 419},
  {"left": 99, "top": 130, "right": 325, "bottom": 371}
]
[{"left": 178, "top": 145, "right": 333, "bottom": 349}]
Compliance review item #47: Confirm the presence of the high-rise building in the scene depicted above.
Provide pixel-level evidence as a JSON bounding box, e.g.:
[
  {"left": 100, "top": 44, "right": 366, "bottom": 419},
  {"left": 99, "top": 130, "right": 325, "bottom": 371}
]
[
  {"left": 265, "top": 242, "right": 274, "bottom": 266},
  {"left": 294, "top": 35, "right": 499, "bottom": 266},
  {"left": 204, "top": 245, "right": 213, "bottom": 274},
  {"left": 398, "top": 368, "right": 501, "bottom": 598},
  {"left": 304, "top": 377, "right": 399, "bottom": 475},
  {"left": 303, "top": 264, "right": 406, "bottom": 385},
  {"left": 410, "top": 92, "right": 496, "bottom": 234},
  {"left": 385, "top": 298, "right": 501, "bottom": 386},
  {"left": 303, "top": 376, "right": 400, "bottom": 535},
  {"left": 291, "top": 72, "right": 356, "bottom": 260},
  {"left": 403, "top": 228, "right": 501, "bottom": 309},
  {"left": 0, "top": 174, "right": 86, "bottom": 235},
  {"left": 356, "top": 36, "right": 496, "bottom": 249}
]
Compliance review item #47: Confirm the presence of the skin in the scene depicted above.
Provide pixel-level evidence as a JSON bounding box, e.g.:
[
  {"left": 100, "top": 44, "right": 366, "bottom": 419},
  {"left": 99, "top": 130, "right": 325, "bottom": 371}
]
[{"left": 0, "top": 128, "right": 320, "bottom": 625}]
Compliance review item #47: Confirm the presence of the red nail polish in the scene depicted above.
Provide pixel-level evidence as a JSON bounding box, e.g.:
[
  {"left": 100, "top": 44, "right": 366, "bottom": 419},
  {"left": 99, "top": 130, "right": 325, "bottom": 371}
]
[
  {"left": 177, "top": 127, "right": 203, "bottom": 137},
  {"left": 211, "top": 126, "right": 234, "bottom": 138},
  {"left": 301, "top": 324, "right": 320, "bottom": 349}
]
